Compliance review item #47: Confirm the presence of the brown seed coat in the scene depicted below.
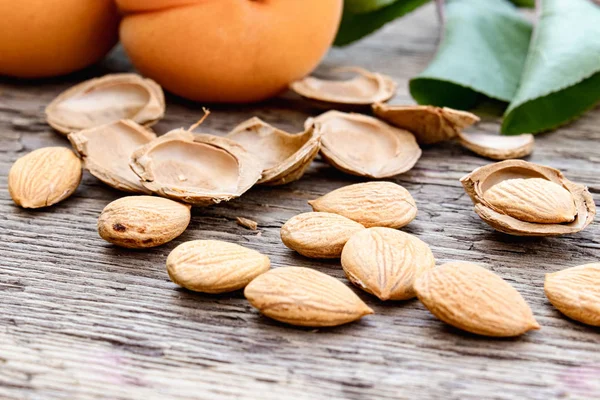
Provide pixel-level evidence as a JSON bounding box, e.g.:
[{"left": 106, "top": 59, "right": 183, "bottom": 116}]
[
  {"left": 342, "top": 228, "right": 435, "bottom": 300},
  {"left": 414, "top": 262, "right": 540, "bottom": 337},
  {"left": 244, "top": 267, "right": 373, "bottom": 327},
  {"left": 8, "top": 147, "right": 82, "bottom": 209},
  {"left": 98, "top": 196, "right": 191, "bottom": 248},
  {"left": 545, "top": 263, "right": 600, "bottom": 326}
]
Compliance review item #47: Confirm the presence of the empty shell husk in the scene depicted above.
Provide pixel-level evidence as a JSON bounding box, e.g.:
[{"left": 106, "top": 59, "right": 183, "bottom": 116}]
[
  {"left": 130, "top": 129, "right": 262, "bottom": 206},
  {"left": 46, "top": 73, "right": 165, "bottom": 134},
  {"left": 227, "top": 117, "right": 321, "bottom": 185},
  {"left": 68, "top": 120, "right": 157, "bottom": 193},
  {"left": 308, "top": 111, "right": 421, "bottom": 178},
  {"left": 457, "top": 131, "right": 534, "bottom": 160},
  {"left": 461, "top": 160, "right": 595, "bottom": 236},
  {"left": 290, "top": 67, "right": 396, "bottom": 107},
  {"left": 372, "top": 103, "right": 479, "bottom": 145}
]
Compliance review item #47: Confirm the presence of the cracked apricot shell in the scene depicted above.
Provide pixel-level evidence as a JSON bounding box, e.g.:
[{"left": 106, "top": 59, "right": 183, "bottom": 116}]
[
  {"left": 372, "top": 103, "right": 480, "bottom": 145},
  {"left": 457, "top": 131, "right": 534, "bottom": 160},
  {"left": 227, "top": 117, "right": 321, "bottom": 186},
  {"left": 46, "top": 73, "right": 165, "bottom": 134},
  {"left": 309, "top": 111, "right": 421, "bottom": 178},
  {"left": 461, "top": 160, "right": 595, "bottom": 236},
  {"left": 68, "top": 120, "right": 157, "bottom": 194},
  {"left": 290, "top": 67, "right": 396, "bottom": 107},
  {"left": 130, "top": 129, "right": 262, "bottom": 206}
]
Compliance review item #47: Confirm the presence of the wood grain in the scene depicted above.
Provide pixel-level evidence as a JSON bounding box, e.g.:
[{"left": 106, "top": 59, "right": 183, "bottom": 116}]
[{"left": 1, "top": 4, "right": 599, "bottom": 400}]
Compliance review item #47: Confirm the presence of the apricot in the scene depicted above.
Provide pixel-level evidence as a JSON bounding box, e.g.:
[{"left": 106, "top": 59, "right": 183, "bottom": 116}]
[
  {"left": 0, "top": 0, "right": 119, "bottom": 78},
  {"left": 117, "top": 0, "right": 343, "bottom": 103}
]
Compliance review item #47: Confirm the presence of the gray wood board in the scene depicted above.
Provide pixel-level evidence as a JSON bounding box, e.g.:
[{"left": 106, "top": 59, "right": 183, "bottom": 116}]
[{"left": 0, "top": 4, "right": 598, "bottom": 400}]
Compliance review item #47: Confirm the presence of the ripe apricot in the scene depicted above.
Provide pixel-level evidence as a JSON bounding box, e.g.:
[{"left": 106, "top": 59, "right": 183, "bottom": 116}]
[
  {"left": 117, "top": 0, "right": 343, "bottom": 103},
  {"left": 0, "top": 0, "right": 119, "bottom": 78}
]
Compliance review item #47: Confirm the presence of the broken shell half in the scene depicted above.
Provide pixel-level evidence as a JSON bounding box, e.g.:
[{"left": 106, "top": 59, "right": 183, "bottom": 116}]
[
  {"left": 290, "top": 67, "right": 396, "bottom": 106},
  {"left": 308, "top": 111, "right": 421, "bottom": 178},
  {"left": 68, "top": 120, "right": 157, "bottom": 194},
  {"left": 372, "top": 103, "right": 479, "bottom": 145},
  {"left": 461, "top": 160, "right": 595, "bottom": 236},
  {"left": 457, "top": 131, "right": 534, "bottom": 160},
  {"left": 227, "top": 117, "right": 321, "bottom": 186},
  {"left": 130, "top": 129, "right": 262, "bottom": 206},
  {"left": 46, "top": 73, "right": 165, "bottom": 134}
]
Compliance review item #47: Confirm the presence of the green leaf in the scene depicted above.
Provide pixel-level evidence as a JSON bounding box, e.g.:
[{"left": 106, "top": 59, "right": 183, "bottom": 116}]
[
  {"left": 502, "top": 0, "right": 600, "bottom": 134},
  {"left": 334, "top": 0, "right": 430, "bottom": 46},
  {"left": 336, "top": 0, "right": 531, "bottom": 46},
  {"left": 509, "top": 0, "right": 535, "bottom": 7},
  {"left": 409, "top": 0, "right": 533, "bottom": 109}
]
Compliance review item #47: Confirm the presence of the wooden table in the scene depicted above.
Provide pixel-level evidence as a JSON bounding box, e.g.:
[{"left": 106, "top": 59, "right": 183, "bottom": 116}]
[{"left": 1, "top": 5, "right": 599, "bottom": 400}]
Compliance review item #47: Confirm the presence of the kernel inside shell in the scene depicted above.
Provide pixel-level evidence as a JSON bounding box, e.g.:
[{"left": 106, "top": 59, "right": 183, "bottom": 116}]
[
  {"left": 482, "top": 178, "right": 576, "bottom": 224},
  {"left": 461, "top": 160, "right": 595, "bottom": 236}
]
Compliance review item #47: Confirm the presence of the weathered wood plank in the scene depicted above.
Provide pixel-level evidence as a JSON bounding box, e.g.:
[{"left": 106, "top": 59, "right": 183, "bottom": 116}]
[{"left": 0, "top": 4, "right": 599, "bottom": 400}]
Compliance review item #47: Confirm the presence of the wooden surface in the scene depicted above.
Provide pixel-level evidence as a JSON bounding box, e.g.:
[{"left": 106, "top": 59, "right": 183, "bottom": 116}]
[{"left": 1, "top": 5, "right": 599, "bottom": 400}]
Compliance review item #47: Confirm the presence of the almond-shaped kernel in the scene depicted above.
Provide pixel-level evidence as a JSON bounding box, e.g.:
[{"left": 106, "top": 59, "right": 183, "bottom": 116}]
[
  {"left": 461, "top": 160, "right": 595, "bottom": 236},
  {"left": 308, "top": 111, "right": 421, "bottom": 178},
  {"left": 309, "top": 181, "right": 417, "bottom": 228},
  {"left": 98, "top": 196, "right": 191, "bottom": 248},
  {"left": 227, "top": 117, "right": 321, "bottom": 186},
  {"left": 545, "top": 263, "right": 600, "bottom": 326},
  {"left": 167, "top": 240, "right": 270, "bottom": 293},
  {"left": 68, "top": 120, "right": 157, "bottom": 193},
  {"left": 372, "top": 103, "right": 479, "bottom": 145},
  {"left": 8, "top": 147, "right": 82, "bottom": 208},
  {"left": 244, "top": 267, "right": 373, "bottom": 327},
  {"left": 46, "top": 73, "right": 165, "bottom": 134},
  {"left": 290, "top": 66, "right": 396, "bottom": 106},
  {"left": 414, "top": 262, "right": 540, "bottom": 337},
  {"left": 342, "top": 228, "right": 435, "bottom": 300},
  {"left": 281, "top": 212, "right": 365, "bottom": 258},
  {"left": 483, "top": 178, "right": 576, "bottom": 224}
]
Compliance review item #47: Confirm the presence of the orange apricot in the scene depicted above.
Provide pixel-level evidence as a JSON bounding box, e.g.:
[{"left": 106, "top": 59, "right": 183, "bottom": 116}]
[
  {"left": 0, "top": 0, "right": 119, "bottom": 78},
  {"left": 117, "top": 0, "right": 343, "bottom": 103}
]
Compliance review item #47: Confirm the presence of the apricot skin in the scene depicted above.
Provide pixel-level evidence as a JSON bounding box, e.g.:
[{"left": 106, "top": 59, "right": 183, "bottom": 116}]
[
  {"left": 0, "top": 0, "right": 119, "bottom": 78},
  {"left": 118, "top": 0, "right": 343, "bottom": 103}
]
